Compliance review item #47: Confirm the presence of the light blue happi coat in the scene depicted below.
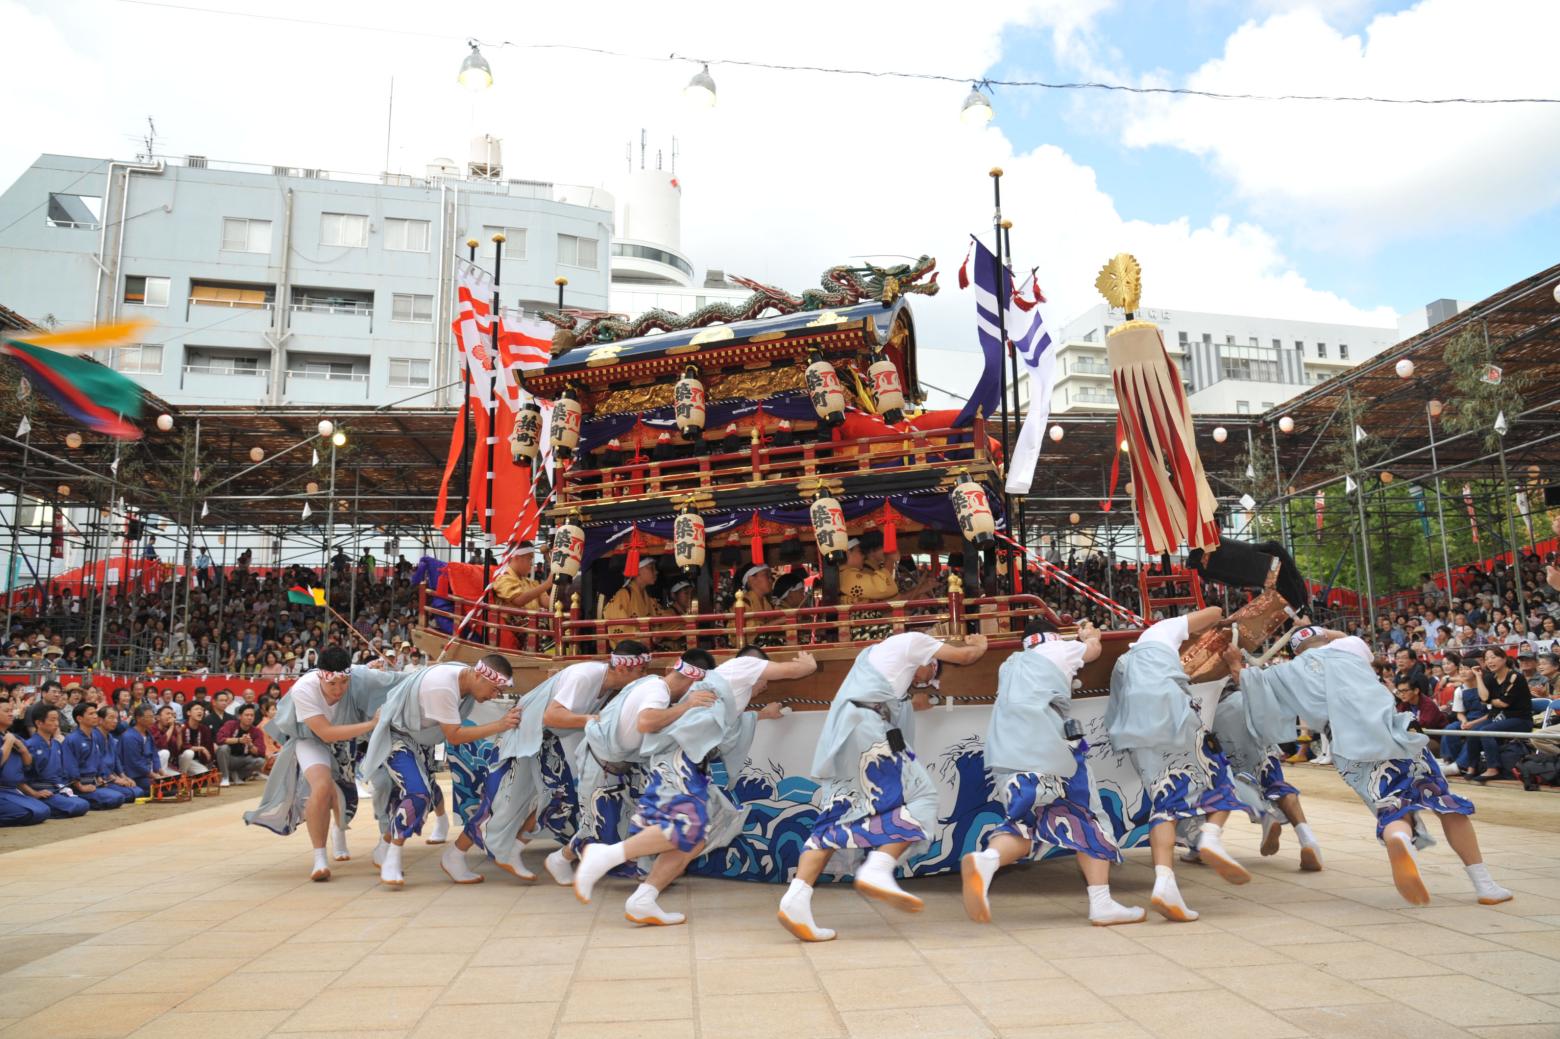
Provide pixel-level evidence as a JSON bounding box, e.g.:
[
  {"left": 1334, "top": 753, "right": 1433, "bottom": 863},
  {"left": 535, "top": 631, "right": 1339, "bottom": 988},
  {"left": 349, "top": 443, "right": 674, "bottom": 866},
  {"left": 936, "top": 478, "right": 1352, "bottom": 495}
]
[
  {"left": 986, "top": 649, "right": 1078, "bottom": 779},
  {"left": 811, "top": 647, "right": 938, "bottom": 840},
  {"left": 1104, "top": 639, "right": 1201, "bottom": 754},
  {"left": 360, "top": 665, "right": 477, "bottom": 835},
  {"left": 1236, "top": 646, "right": 1427, "bottom": 763},
  {"left": 638, "top": 670, "right": 757, "bottom": 852},
  {"left": 470, "top": 666, "right": 582, "bottom": 855},
  {"left": 573, "top": 674, "right": 661, "bottom": 803},
  {"left": 243, "top": 665, "right": 400, "bottom": 836}
]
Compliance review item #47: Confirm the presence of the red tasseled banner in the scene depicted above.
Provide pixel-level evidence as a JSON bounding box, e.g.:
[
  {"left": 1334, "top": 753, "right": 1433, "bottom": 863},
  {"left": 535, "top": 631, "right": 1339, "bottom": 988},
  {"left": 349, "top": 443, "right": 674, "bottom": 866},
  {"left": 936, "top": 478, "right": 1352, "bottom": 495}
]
[
  {"left": 957, "top": 238, "right": 974, "bottom": 290},
  {"left": 749, "top": 513, "right": 765, "bottom": 566},
  {"left": 624, "top": 524, "right": 642, "bottom": 575},
  {"left": 882, "top": 502, "right": 898, "bottom": 553}
]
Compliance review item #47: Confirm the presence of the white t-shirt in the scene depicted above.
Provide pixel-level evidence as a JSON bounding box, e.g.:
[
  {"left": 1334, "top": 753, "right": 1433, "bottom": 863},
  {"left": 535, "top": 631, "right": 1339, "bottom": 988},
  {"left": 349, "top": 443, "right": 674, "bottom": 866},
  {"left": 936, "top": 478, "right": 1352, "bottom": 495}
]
[
  {"left": 864, "top": 631, "right": 941, "bottom": 698},
  {"left": 551, "top": 661, "right": 609, "bottom": 714},
  {"left": 615, "top": 676, "right": 671, "bottom": 751},
  {"left": 418, "top": 663, "right": 465, "bottom": 726},
  {"left": 289, "top": 672, "right": 340, "bottom": 726},
  {"left": 1028, "top": 639, "right": 1088, "bottom": 679},
  {"left": 1137, "top": 615, "right": 1190, "bottom": 651},
  {"left": 714, "top": 656, "right": 769, "bottom": 712}
]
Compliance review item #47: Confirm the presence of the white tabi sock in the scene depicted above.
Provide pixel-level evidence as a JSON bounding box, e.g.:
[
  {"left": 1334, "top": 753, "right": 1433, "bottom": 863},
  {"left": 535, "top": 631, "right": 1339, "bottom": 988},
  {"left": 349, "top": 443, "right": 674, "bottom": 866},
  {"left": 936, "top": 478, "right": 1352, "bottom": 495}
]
[
  {"left": 1465, "top": 862, "right": 1513, "bottom": 905},
  {"left": 440, "top": 843, "right": 482, "bottom": 884},
  {"left": 855, "top": 849, "right": 923, "bottom": 911},
  {"left": 573, "top": 841, "right": 626, "bottom": 904},
  {"left": 1195, "top": 823, "right": 1251, "bottom": 885},
  {"left": 778, "top": 878, "right": 835, "bottom": 942},
  {"left": 1151, "top": 864, "right": 1198, "bottom": 922},
  {"left": 330, "top": 824, "right": 350, "bottom": 862},
  {"left": 544, "top": 848, "right": 575, "bottom": 886},
  {"left": 380, "top": 842, "right": 404, "bottom": 886},
  {"left": 1087, "top": 883, "right": 1145, "bottom": 926},
  {"left": 961, "top": 849, "right": 1000, "bottom": 923},
  {"left": 310, "top": 847, "right": 330, "bottom": 881},
  {"left": 493, "top": 837, "right": 536, "bottom": 881},
  {"left": 1294, "top": 822, "right": 1319, "bottom": 848},
  {"left": 625, "top": 882, "right": 685, "bottom": 926},
  {"left": 428, "top": 813, "right": 450, "bottom": 844},
  {"left": 372, "top": 837, "right": 389, "bottom": 866}
]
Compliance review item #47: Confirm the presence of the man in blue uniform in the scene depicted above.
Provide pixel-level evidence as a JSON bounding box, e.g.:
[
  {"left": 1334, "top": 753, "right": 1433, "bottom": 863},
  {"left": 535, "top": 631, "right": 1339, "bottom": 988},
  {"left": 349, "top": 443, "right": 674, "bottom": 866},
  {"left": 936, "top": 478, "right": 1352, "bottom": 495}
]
[
  {"left": 24, "top": 705, "right": 90, "bottom": 819},
  {"left": 118, "top": 704, "right": 162, "bottom": 798},
  {"left": 0, "top": 701, "right": 49, "bottom": 826},
  {"left": 63, "top": 703, "right": 131, "bottom": 809}
]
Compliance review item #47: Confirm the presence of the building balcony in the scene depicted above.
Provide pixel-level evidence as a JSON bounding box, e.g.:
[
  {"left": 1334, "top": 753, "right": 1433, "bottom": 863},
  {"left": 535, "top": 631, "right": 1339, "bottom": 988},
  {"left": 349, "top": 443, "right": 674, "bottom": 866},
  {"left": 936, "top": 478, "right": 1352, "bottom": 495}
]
[
  {"left": 287, "top": 304, "right": 376, "bottom": 345},
  {"left": 282, "top": 369, "right": 370, "bottom": 404},
  {"left": 179, "top": 365, "right": 272, "bottom": 402},
  {"left": 1065, "top": 359, "right": 1111, "bottom": 377},
  {"left": 183, "top": 298, "right": 276, "bottom": 334},
  {"left": 1070, "top": 388, "right": 1118, "bottom": 406}
]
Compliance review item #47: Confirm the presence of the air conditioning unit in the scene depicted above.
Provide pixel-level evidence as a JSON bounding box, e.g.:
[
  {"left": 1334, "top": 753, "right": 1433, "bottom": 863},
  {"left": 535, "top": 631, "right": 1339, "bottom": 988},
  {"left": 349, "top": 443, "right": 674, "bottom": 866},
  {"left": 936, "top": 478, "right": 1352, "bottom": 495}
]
[
  {"left": 301, "top": 169, "right": 327, "bottom": 180},
  {"left": 272, "top": 166, "right": 295, "bottom": 177},
  {"left": 186, "top": 155, "right": 208, "bottom": 169}
]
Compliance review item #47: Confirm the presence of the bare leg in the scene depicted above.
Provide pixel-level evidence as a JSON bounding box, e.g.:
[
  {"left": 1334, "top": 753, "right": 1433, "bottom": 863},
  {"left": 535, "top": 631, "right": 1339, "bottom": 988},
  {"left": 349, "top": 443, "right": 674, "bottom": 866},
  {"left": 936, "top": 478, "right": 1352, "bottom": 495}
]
[
  {"left": 1148, "top": 820, "right": 1198, "bottom": 921},
  {"left": 794, "top": 847, "right": 834, "bottom": 885},
  {"left": 1148, "top": 819, "right": 1177, "bottom": 869},
  {"left": 1383, "top": 817, "right": 1429, "bottom": 905},
  {"left": 620, "top": 828, "right": 677, "bottom": 861},
  {"left": 1077, "top": 854, "right": 1111, "bottom": 886},
  {"left": 1276, "top": 792, "right": 1307, "bottom": 826},
  {"left": 1276, "top": 792, "right": 1322, "bottom": 870},
  {"left": 988, "top": 832, "right": 1030, "bottom": 868}
]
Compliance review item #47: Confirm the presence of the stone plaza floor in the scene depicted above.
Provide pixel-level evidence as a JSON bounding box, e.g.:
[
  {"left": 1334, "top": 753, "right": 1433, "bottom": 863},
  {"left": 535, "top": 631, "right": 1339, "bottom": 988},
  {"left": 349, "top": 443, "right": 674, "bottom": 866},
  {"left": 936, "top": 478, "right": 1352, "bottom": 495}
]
[{"left": 0, "top": 767, "right": 1556, "bottom": 1039}]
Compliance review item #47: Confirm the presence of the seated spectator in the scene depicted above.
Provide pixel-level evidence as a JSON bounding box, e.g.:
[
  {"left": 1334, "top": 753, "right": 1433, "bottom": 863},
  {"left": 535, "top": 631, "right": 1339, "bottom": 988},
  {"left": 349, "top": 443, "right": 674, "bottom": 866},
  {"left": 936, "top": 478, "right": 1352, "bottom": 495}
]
[
  {"left": 62, "top": 703, "right": 130, "bottom": 810},
  {"left": 0, "top": 701, "right": 48, "bottom": 826},
  {"left": 183, "top": 702, "right": 217, "bottom": 776},
  {"left": 1468, "top": 646, "right": 1534, "bottom": 782},
  {"left": 1394, "top": 679, "right": 1449, "bottom": 755},
  {"left": 215, "top": 704, "right": 267, "bottom": 787},
  {"left": 24, "top": 705, "right": 90, "bottom": 819},
  {"left": 118, "top": 705, "right": 161, "bottom": 796},
  {"left": 1536, "top": 654, "right": 1559, "bottom": 720}
]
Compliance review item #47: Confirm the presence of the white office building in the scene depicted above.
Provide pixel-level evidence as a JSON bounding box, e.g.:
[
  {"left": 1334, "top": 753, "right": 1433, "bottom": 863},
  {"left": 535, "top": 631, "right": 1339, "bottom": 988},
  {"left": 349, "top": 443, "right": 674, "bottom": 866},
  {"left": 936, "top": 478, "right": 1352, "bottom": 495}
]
[{"left": 1040, "top": 303, "right": 1397, "bottom": 416}]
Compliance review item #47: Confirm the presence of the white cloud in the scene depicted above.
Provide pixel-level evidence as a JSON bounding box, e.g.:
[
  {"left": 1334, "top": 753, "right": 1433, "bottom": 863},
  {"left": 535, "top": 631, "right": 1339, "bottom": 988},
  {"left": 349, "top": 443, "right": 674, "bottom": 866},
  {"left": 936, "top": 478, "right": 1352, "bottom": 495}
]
[
  {"left": 0, "top": 0, "right": 1395, "bottom": 409},
  {"left": 1120, "top": 0, "right": 1560, "bottom": 246}
]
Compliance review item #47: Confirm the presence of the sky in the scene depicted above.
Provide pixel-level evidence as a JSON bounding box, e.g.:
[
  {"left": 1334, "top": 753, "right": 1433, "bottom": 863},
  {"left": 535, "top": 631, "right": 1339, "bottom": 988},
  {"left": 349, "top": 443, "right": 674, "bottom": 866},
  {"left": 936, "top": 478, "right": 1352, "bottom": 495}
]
[{"left": 2, "top": 0, "right": 1557, "bottom": 406}]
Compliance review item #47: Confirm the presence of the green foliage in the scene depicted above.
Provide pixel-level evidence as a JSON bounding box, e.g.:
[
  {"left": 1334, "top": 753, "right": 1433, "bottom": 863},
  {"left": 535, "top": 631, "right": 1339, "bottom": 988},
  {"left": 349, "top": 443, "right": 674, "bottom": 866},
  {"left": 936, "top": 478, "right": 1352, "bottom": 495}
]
[{"left": 1441, "top": 327, "right": 1532, "bottom": 452}]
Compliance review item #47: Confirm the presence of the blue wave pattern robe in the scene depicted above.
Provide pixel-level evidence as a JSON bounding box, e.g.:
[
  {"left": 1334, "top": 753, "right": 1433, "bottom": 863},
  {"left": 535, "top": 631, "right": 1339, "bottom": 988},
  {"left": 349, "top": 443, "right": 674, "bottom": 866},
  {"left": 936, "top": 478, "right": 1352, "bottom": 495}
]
[
  {"left": 569, "top": 675, "right": 660, "bottom": 861},
  {"left": 805, "top": 634, "right": 940, "bottom": 855},
  {"left": 1236, "top": 638, "right": 1472, "bottom": 844},
  {"left": 360, "top": 664, "right": 477, "bottom": 839},
  {"left": 1104, "top": 617, "right": 1244, "bottom": 826},
  {"left": 243, "top": 665, "right": 398, "bottom": 836},
  {"left": 632, "top": 669, "right": 759, "bottom": 854},
  {"left": 464, "top": 668, "right": 576, "bottom": 857},
  {"left": 985, "top": 645, "right": 1121, "bottom": 862},
  {"left": 1210, "top": 689, "right": 1297, "bottom": 825}
]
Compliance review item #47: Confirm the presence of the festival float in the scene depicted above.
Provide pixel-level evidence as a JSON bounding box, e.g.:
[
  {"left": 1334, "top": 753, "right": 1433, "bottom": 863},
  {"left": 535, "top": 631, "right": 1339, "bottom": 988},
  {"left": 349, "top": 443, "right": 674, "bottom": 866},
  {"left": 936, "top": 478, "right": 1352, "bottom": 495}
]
[{"left": 412, "top": 255, "right": 1297, "bottom": 881}]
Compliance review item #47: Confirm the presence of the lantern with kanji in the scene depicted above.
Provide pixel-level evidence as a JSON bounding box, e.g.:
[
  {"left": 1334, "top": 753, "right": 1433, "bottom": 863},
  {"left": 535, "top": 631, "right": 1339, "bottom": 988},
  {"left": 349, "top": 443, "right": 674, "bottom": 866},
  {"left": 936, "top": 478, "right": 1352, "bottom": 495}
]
[
  {"left": 673, "top": 366, "right": 706, "bottom": 441},
  {"left": 950, "top": 474, "right": 995, "bottom": 546},
  {"left": 868, "top": 353, "right": 906, "bottom": 424},
  {"left": 549, "top": 517, "right": 585, "bottom": 582},
  {"left": 672, "top": 506, "right": 706, "bottom": 577},
  {"left": 510, "top": 401, "right": 543, "bottom": 465},
  {"left": 805, "top": 353, "right": 846, "bottom": 427},
  {"left": 810, "top": 494, "right": 849, "bottom": 565},
  {"left": 551, "top": 390, "right": 582, "bottom": 461}
]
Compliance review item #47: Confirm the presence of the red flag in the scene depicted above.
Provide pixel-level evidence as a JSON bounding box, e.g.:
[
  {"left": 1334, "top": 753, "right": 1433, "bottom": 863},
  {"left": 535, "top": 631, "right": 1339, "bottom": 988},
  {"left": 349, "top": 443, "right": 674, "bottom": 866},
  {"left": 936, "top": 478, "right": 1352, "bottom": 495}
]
[{"left": 433, "top": 399, "right": 467, "bottom": 540}]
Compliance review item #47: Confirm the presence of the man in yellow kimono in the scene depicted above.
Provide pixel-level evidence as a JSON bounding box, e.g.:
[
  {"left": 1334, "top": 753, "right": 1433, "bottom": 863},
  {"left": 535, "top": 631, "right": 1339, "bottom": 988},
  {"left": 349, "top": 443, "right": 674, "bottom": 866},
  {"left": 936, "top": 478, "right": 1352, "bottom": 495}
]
[
  {"left": 491, "top": 542, "right": 552, "bottom": 650},
  {"left": 605, "top": 557, "right": 668, "bottom": 636}
]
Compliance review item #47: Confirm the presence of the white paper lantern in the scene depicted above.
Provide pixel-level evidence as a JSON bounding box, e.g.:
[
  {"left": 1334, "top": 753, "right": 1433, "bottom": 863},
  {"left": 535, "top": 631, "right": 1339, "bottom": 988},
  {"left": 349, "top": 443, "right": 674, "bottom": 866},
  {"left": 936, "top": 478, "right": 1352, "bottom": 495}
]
[
  {"left": 1278, "top": 415, "right": 1295, "bottom": 434},
  {"left": 57, "top": 484, "right": 71, "bottom": 497},
  {"left": 1428, "top": 399, "right": 1443, "bottom": 418},
  {"left": 867, "top": 355, "right": 906, "bottom": 424},
  {"left": 1395, "top": 358, "right": 1415, "bottom": 379},
  {"left": 65, "top": 432, "right": 82, "bottom": 449},
  {"left": 1068, "top": 512, "right": 1081, "bottom": 525},
  {"left": 672, "top": 508, "right": 706, "bottom": 575},
  {"left": 950, "top": 477, "right": 996, "bottom": 547},
  {"left": 804, "top": 355, "right": 846, "bottom": 427},
  {"left": 155, "top": 414, "right": 174, "bottom": 432},
  {"left": 549, "top": 519, "right": 585, "bottom": 581},
  {"left": 306, "top": 481, "right": 319, "bottom": 494},
  {"left": 509, "top": 402, "right": 542, "bottom": 465},
  {"left": 809, "top": 495, "right": 849, "bottom": 565},
  {"left": 673, "top": 366, "right": 706, "bottom": 440},
  {"left": 249, "top": 446, "right": 264, "bottom": 463},
  {"left": 551, "top": 392, "right": 582, "bottom": 460},
  {"left": 1212, "top": 426, "right": 1227, "bottom": 443},
  {"left": 1048, "top": 424, "right": 1063, "bottom": 443},
  {"left": 317, "top": 419, "right": 334, "bottom": 438}
]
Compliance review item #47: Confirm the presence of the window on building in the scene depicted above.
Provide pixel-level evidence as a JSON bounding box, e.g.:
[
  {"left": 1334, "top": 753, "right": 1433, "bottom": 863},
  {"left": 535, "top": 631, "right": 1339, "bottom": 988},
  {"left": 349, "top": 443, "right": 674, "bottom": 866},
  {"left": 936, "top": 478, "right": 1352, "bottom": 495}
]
[
  {"left": 1103, "top": 324, "right": 1114, "bottom": 338},
  {"left": 123, "top": 275, "right": 170, "bottom": 307},
  {"left": 1339, "top": 343, "right": 1350, "bottom": 360},
  {"left": 112, "top": 344, "right": 163, "bottom": 374},
  {"left": 1225, "top": 334, "right": 1236, "bottom": 346},
  {"left": 1295, "top": 340, "right": 1304, "bottom": 351},
  {"left": 1261, "top": 401, "right": 1274, "bottom": 409},
  {"left": 383, "top": 217, "right": 430, "bottom": 252},
  {"left": 297, "top": 360, "right": 357, "bottom": 378},
  {"left": 1178, "top": 331, "right": 1189, "bottom": 346},
  {"left": 1236, "top": 400, "right": 1251, "bottom": 414},
  {"left": 187, "top": 352, "right": 263, "bottom": 375},
  {"left": 1317, "top": 342, "right": 1328, "bottom": 359},
  {"left": 1218, "top": 342, "right": 1281, "bottom": 383},
  {"left": 1248, "top": 336, "right": 1259, "bottom": 347},
  {"left": 46, "top": 193, "right": 102, "bottom": 229},
  {"left": 221, "top": 217, "right": 272, "bottom": 253},
  {"left": 481, "top": 226, "right": 528, "bottom": 258},
  {"left": 557, "top": 233, "right": 598, "bottom": 269},
  {"left": 1202, "top": 333, "right": 1212, "bottom": 346},
  {"left": 391, "top": 293, "right": 434, "bottom": 322},
  {"left": 321, "top": 212, "right": 368, "bottom": 248},
  {"left": 190, "top": 281, "right": 272, "bottom": 308},
  {"left": 389, "top": 358, "right": 431, "bottom": 387},
  {"left": 1272, "top": 338, "right": 1282, "bottom": 350}
]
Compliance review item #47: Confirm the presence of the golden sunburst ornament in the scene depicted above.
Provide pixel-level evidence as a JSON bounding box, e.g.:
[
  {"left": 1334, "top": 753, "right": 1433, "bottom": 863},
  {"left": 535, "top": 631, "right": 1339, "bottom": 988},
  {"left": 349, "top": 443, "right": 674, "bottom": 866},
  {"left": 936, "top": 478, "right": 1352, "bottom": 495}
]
[{"left": 1094, "top": 253, "right": 1142, "bottom": 314}]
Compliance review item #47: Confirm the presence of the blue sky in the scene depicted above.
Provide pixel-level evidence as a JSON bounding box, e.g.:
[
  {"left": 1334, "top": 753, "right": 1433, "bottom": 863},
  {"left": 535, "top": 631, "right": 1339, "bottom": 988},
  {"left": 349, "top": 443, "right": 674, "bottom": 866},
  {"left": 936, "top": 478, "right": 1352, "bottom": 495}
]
[{"left": 981, "top": 0, "right": 1559, "bottom": 318}]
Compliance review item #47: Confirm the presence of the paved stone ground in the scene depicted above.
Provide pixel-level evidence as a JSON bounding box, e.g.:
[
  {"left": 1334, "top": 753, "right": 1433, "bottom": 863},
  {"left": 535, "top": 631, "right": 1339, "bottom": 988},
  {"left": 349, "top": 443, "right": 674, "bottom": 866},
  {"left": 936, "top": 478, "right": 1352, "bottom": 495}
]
[{"left": 0, "top": 766, "right": 1556, "bottom": 1039}]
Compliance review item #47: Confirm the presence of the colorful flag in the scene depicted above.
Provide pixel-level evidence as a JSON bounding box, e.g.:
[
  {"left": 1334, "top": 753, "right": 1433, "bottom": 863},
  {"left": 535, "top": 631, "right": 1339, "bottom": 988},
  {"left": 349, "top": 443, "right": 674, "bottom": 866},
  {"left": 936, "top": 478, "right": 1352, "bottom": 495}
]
[
  {"left": 2, "top": 331, "right": 144, "bottom": 439},
  {"left": 954, "top": 237, "right": 1008, "bottom": 428},
  {"left": 286, "top": 584, "right": 325, "bottom": 607},
  {"left": 1462, "top": 483, "right": 1479, "bottom": 544}
]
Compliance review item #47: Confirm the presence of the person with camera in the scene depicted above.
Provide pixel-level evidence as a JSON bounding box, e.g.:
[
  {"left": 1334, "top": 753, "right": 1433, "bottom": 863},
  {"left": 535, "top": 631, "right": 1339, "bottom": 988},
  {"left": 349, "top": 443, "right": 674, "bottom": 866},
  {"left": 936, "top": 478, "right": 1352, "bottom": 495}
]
[
  {"left": 215, "top": 703, "right": 267, "bottom": 787},
  {"left": 1467, "top": 647, "right": 1533, "bottom": 783}
]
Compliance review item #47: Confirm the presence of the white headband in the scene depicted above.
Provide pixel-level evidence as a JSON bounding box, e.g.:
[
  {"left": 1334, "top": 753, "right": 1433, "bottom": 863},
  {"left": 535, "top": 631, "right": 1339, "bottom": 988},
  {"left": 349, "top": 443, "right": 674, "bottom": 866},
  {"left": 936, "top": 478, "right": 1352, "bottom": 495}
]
[
  {"left": 673, "top": 659, "right": 707, "bottom": 680},
  {"left": 1289, "top": 625, "right": 1323, "bottom": 652},
  {"left": 473, "top": 661, "right": 513, "bottom": 688},
  {"left": 318, "top": 670, "right": 346, "bottom": 681},
  {"left": 610, "top": 652, "right": 651, "bottom": 668}
]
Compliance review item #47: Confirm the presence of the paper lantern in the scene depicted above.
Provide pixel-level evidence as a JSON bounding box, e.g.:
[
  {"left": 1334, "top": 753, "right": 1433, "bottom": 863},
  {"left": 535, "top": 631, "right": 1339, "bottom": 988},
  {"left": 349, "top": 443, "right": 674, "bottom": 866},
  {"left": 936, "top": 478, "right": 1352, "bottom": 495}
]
[
  {"left": 1278, "top": 415, "right": 1295, "bottom": 434},
  {"left": 1380, "top": 471, "right": 1394, "bottom": 484},
  {"left": 868, "top": 355, "right": 905, "bottom": 424},
  {"left": 65, "top": 432, "right": 82, "bottom": 449},
  {"left": 1068, "top": 512, "right": 1081, "bottom": 525},
  {"left": 1212, "top": 426, "right": 1227, "bottom": 444},
  {"left": 1048, "top": 424, "right": 1063, "bottom": 443},
  {"left": 317, "top": 419, "right": 334, "bottom": 438},
  {"left": 1428, "top": 399, "right": 1443, "bottom": 418},
  {"left": 809, "top": 495, "right": 849, "bottom": 565},
  {"left": 804, "top": 354, "right": 846, "bottom": 427},
  {"left": 510, "top": 401, "right": 542, "bottom": 465},
  {"left": 549, "top": 518, "right": 585, "bottom": 581},
  {"left": 1395, "top": 358, "right": 1415, "bottom": 379},
  {"left": 950, "top": 476, "right": 995, "bottom": 546},
  {"left": 156, "top": 414, "right": 174, "bottom": 432},
  {"left": 551, "top": 391, "right": 582, "bottom": 460},
  {"left": 57, "top": 484, "right": 70, "bottom": 497},
  {"left": 672, "top": 507, "right": 706, "bottom": 576},
  {"left": 249, "top": 447, "right": 264, "bottom": 462},
  {"left": 673, "top": 366, "right": 706, "bottom": 440}
]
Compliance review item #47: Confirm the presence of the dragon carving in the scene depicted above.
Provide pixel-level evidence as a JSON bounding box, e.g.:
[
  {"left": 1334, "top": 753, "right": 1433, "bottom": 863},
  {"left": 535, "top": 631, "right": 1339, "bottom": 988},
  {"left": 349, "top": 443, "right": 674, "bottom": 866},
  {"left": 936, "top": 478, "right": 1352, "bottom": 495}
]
[{"left": 544, "top": 256, "right": 938, "bottom": 355}]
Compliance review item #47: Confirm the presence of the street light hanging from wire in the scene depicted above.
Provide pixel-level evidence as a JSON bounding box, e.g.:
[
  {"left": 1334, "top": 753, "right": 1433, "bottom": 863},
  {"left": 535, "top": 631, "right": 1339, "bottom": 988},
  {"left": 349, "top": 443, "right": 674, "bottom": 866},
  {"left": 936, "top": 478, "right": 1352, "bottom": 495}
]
[
  {"left": 684, "top": 63, "right": 717, "bottom": 107},
  {"left": 459, "top": 39, "right": 493, "bottom": 90},
  {"left": 961, "top": 83, "right": 994, "bottom": 126}
]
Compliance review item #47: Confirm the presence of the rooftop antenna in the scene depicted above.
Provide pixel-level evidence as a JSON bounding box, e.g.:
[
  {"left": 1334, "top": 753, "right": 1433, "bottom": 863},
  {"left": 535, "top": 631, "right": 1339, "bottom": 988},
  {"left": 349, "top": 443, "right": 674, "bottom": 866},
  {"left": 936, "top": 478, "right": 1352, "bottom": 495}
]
[
  {"left": 639, "top": 128, "right": 646, "bottom": 171},
  {"left": 671, "top": 136, "right": 678, "bottom": 175},
  {"left": 139, "top": 116, "right": 157, "bottom": 161},
  {"left": 656, "top": 149, "right": 662, "bottom": 171},
  {"left": 625, "top": 140, "right": 632, "bottom": 173}
]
